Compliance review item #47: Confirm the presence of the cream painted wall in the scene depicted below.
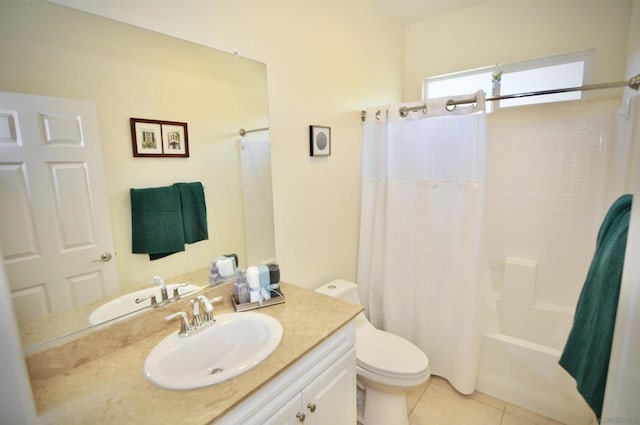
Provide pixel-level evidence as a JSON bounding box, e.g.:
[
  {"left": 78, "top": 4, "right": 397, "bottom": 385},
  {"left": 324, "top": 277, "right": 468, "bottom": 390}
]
[
  {"left": 404, "top": 0, "right": 631, "bottom": 117},
  {"left": 47, "top": 0, "right": 405, "bottom": 289},
  {"left": 626, "top": 0, "right": 640, "bottom": 85},
  {"left": 0, "top": 0, "right": 269, "bottom": 293}
]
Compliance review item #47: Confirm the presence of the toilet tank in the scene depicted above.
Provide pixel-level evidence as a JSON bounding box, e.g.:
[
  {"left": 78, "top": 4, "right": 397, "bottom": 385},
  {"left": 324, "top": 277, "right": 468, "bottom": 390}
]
[{"left": 315, "top": 279, "right": 361, "bottom": 305}]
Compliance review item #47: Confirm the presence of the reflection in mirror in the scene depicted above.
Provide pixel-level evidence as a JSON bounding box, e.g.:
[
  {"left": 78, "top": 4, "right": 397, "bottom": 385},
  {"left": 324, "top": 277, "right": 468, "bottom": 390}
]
[{"left": 0, "top": 0, "right": 274, "bottom": 350}]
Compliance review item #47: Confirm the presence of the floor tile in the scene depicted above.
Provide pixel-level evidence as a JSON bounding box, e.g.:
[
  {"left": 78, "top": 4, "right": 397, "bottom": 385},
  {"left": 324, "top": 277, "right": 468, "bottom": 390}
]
[
  {"left": 505, "top": 404, "right": 564, "bottom": 425},
  {"left": 427, "top": 376, "right": 450, "bottom": 388},
  {"left": 408, "top": 379, "right": 503, "bottom": 425},
  {"left": 501, "top": 413, "right": 539, "bottom": 425},
  {"left": 470, "top": 390, "right": 507, "bottom": 411},
  {"left": 428, "top": 375, "right": 506, "bottom": 411},
  {"left": 406, "top": 378, "right": 430, "bottom": 414}
]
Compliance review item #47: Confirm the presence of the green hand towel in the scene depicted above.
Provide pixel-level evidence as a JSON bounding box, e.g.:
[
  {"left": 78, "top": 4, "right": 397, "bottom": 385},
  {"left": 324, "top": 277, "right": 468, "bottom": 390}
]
[
  {"left": 559, "top": 194, "right": 633, "bottom": 420},
  {"left": 130, "top": 185, "right": 185, "bottom": 260},
  {"left": 175, "top": 182, "right": 208, "bottom": 244}
]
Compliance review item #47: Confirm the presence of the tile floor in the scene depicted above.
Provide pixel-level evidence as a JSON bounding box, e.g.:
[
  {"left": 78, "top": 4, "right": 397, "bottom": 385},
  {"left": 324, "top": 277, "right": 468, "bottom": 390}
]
[{"left": 406, "top": 376, "right": 565, "bottom": 425}]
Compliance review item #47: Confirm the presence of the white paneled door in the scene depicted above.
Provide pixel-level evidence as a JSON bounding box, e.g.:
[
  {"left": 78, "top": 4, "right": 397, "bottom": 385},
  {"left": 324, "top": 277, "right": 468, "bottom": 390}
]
[{"left": 0, "top": 92, "right": 118, "bottom": 323}]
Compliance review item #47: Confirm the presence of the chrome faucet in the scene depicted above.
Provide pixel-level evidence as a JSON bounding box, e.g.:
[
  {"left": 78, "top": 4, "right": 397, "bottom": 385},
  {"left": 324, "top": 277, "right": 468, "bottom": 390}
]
[
  {"left": 153, "top": 275, "right": 169, "bottom": 302},
  {"left": 166, "top": 296, "right": 224, "bottom": 337},
  {"left": 191, "top": 296, "right": 205, "bottom": 328}
]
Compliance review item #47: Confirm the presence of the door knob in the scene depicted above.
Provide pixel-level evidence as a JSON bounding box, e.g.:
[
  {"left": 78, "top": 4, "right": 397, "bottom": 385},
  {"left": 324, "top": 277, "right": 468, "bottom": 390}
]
[
  {"left": 91, "top": 252, "right": 112, "bottom": 263},
  {"left": 296, "top": 412, "right": 306, "bottom": 422},
  {"left": 307, "top": 403, "right": 317, "bottom": 413}
]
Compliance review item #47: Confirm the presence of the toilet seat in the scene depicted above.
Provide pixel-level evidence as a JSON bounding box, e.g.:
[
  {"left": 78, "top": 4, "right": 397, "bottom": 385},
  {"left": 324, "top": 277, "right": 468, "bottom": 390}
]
[{"left": 355, "top": 323, "right": 429, "bottom": 384}]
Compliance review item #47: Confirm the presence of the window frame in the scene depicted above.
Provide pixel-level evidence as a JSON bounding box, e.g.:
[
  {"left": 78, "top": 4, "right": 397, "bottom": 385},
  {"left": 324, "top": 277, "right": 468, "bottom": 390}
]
[{"left": 422, "top": 49, "right": 595, "bottom": 111}]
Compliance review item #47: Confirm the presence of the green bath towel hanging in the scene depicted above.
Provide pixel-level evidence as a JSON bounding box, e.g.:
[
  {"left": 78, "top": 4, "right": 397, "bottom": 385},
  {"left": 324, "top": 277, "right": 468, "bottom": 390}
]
[
  {"left": 175, "top": 182, "right": 208, "bottom": 244},
  {"left": 130, "top": 182, "right": 208, "bottom": 260},
  {"left": 130, "top": 185, "right": 186, "bottom": 260},
  {"left": 559, "top": 193, "right": 633, "bottom": 420}
]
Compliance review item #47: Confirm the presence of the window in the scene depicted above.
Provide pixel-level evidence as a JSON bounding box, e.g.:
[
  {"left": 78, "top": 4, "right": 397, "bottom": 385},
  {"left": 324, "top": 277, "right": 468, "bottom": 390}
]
[{"left": 423, "top": 50, "right": 593, "bottom": 112}]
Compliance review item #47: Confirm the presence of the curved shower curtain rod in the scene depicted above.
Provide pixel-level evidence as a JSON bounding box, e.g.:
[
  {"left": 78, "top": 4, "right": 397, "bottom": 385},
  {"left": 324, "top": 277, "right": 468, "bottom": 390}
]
[
  {"left": 239, "top": 127, "right": 269, "bottom": 136},
  {"left": 361, "top": 72, "right": 640, "bottom": 121}
]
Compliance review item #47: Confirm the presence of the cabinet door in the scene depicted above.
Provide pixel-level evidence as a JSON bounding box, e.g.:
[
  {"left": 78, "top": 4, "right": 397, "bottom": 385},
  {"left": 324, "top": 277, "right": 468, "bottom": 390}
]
[
  {"left": 262, "top": 394, "right": 303, "bottom": 425},
  {"left": 303, "top": 349, "right": 356, "bottom": 425}
]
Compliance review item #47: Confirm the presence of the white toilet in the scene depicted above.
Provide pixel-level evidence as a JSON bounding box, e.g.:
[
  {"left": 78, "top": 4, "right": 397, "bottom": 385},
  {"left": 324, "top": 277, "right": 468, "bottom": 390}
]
[{"left": 316, "top": 279, "right": 430, "bottom": 425}]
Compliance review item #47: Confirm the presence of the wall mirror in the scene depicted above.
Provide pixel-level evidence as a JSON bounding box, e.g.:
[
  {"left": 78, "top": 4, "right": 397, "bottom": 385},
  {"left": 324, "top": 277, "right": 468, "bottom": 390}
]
[{"left": 0, "top": 0, "right": 275, "bottom": 351}]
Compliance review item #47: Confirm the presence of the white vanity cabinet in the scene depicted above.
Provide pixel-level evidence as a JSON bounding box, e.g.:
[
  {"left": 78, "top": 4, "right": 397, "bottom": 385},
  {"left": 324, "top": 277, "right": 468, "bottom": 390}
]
[
  {"left": 216, "top": 321, "right": 357, "bottom": 425},
  {"left": 265, "top": 350, "right": 356, "bottom": 424}
]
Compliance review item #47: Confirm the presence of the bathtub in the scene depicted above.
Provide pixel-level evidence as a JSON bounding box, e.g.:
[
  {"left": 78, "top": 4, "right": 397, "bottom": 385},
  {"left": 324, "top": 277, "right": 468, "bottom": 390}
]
[
  {"left": 474, "top": 256, "right": 597, "bottom": 424},
  {"left": 477, "top": 331, "right": 595, "bottom": 424}
]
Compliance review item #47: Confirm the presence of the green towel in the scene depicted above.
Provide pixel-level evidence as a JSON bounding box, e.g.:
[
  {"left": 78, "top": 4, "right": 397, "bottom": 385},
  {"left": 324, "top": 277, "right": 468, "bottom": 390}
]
[
  {"left": 559, "top": 194, "right": 633, "bottom": 420},
  {"left": 130, "top": 185, "right": 185, "bottom": 260},
  {"left": 175, "top": 182, "right": 208, "bottom": 244}
]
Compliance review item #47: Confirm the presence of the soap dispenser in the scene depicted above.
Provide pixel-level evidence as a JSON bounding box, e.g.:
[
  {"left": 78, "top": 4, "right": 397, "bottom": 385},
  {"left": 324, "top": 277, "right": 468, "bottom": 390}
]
[
  {"left": 268, "top": 263, "right": 280, "bottom": 296},
  {"left": 209, "top": 263, "right": 220, "bottom": 283},
  {"left": 233, "top": 269, "right": 250, "bottom": 304}
]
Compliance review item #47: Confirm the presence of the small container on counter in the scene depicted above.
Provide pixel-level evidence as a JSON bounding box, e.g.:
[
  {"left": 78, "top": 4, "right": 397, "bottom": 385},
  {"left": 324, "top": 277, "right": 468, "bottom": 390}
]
[
  {"left": 268, "top": 263, "right": 280, "bottom": 295},
  {"left": 258, "top": 265, "right": 271, "bottom": 301},
  {"left": 247, "top": 266, "right": 260, "bottom": 303},
  {"left": 231, "top": 263, "right": 285, "bottom": 312},
  {"left": 233, "top": 269, "right": 250, "bottom": 304},
  {"left": 216, "top": 255, "right": 236, "bottom": 278}
]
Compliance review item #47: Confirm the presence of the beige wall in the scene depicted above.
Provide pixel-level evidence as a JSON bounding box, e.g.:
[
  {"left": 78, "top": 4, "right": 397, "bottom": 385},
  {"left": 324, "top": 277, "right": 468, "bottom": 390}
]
[
  {"left": 404, "top": 0, "right": 631, "bottom": 119},
  {"left": 627, "top": 0, "right": 640, "bottom": 84},
  {"left": 47, "top": 0, "right": 405, "bottom": 289},
  {"left": 10, "top": 0, "right": 635, "bottom": 292},
  {"left": 0, "top": 0, "right": 269, "bottom": 293}
]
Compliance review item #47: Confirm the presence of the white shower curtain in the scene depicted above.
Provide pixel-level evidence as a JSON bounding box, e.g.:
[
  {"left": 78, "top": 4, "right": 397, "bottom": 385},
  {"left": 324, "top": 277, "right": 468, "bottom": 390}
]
[
  {"left": 239, "top": 133, "right": 276, "bottom": 266},
  {"left": 357, "top": 92, "right": 498, "bottom": 394}
]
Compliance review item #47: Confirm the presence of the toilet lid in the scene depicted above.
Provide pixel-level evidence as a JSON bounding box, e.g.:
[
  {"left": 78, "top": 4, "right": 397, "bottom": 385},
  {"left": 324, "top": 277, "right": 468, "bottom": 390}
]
[{"left": 356, "top": 325, "right": 429, "bottom": 378}]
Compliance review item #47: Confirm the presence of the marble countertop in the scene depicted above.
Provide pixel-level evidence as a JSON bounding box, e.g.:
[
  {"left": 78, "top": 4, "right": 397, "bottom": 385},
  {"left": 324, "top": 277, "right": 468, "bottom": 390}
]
[{"left": 32, "top": 282, "right": 362, "bottom": 425}]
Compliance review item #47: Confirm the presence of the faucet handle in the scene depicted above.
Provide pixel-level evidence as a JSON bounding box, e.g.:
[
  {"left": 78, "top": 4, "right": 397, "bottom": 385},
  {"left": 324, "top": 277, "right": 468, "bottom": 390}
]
[
  {"left": 204, "top": 296, "right": 224, "bottom": 322},
  {"left": 165, "top": 311, "right": 192, "bottom": 336},
  {"left": 170, "top": 283, "right": 192, "bottom": 298},
  {"left": 134, "top": 294, "right": 157, "bottom": 305},
  {"left": 209, "top": 296, "right": 224, "bottom": 305}
]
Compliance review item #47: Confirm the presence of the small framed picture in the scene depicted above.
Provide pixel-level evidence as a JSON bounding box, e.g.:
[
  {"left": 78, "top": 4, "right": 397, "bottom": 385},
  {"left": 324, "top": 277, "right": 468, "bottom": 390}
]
[
  {"left": 309, "top": 125, "right": 331, "bottom": 157},
  {"left": 130, "top": 118, "right": 189, "bottom": 158},
  {"left": 161, "top": 123, "right": 188, "bottom": 156}
]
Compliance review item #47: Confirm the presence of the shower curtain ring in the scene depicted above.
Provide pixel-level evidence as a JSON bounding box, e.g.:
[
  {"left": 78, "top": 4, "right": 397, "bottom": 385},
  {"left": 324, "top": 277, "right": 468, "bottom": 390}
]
[
  {"left": 375, "top": 110, "right": 381, "bottom": 120},
  {"left": 399, "top": 107, "right": 408, "bottom": 117},
  {"left": 445, "top": 100, "right": 457, "bottom": 112}
]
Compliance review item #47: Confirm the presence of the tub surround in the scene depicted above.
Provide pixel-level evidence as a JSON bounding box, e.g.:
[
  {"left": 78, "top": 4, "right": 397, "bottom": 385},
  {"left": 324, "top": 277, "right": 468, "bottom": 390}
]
[
  {"left": 477, "top": 333, "right": 594, "bottom": 424},
  {"left": 28, "top": 277, "right": 362, "bottom": 424}
]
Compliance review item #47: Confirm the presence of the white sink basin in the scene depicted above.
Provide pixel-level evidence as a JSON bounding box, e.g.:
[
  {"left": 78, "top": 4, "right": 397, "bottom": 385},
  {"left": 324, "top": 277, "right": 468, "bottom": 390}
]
[
  {"left": 88, "top": 283, "right": 201, "bottom": 325},
  {"left": 144, "top": 312, "right": 283, "bottom": 390}
]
